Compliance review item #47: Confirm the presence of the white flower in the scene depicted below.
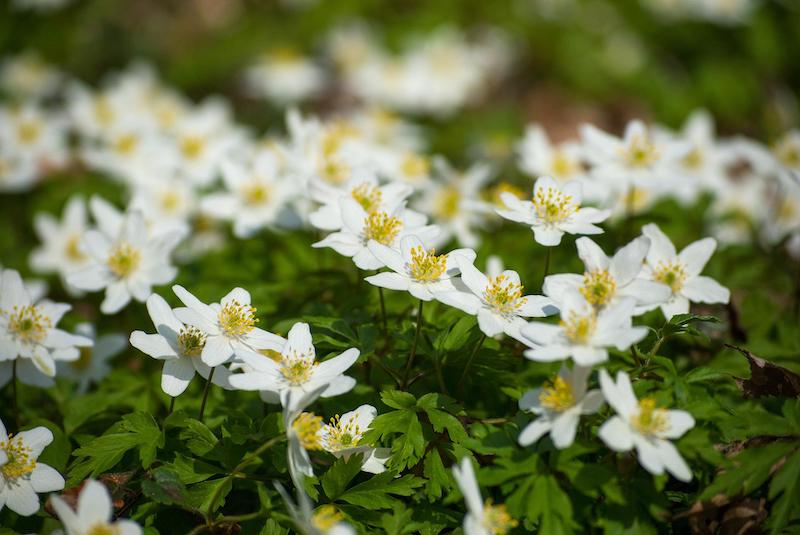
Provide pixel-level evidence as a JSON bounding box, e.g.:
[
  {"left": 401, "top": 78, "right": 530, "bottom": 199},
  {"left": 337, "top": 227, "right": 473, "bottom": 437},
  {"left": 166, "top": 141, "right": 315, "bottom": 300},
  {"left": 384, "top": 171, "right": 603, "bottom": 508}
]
[
  {"left": 244, "top": 49, "right": 325, "bottom": 105},
  {"left": 518, "top": 365, "right": 604, "bottom": 449},
  {"left": 0, "top": 269, "right": 91, "bottom": 388},
  {"left": 0, "top": 102, "right": 68, "bottom": 170},
  {"left": 57, "top": 323, "right": 126, "bottom": 393},
  {"left": 438, "top": 257, "right": 556, "bottom": 340},
  {"left": 0, "top": 418, "right": 65, "bottom": 516},
  {"left": 66, "top": 199, "right": 185, "bottom": 314},
  {"left": 543, "top": 236, "right": 671, "bottom": 312},
  {"left": 317, "top": 405, "right": 390, "bottom": 474},
  {"left": 284, "top": 386, "right": 327, "bottom": 484},
  {"left": 29, "top": 196, "right": 91, "bottom": 294},
  {"left": 452, "top": 457, "right": 518, "bottom": 535},
  {"left": 520, "top": 290, "right": 647, "bottom": 367},
  {"left": 414, "top": 158, "right": 493, "bottom": 248},
  {"left": 313, "top": 199, "right": 439, "bottom": 270},
  {"left": 771, "top": 129, "right": 800, "bottom": 186},
  {"left": 228, "top": 322, "right": 359, "bottom": 411},
  {"left": 275, "top": 482, "right": 356, "bottom": 535},
  {"left": 309, "top": 174, "right": 412, "bottom": 232},
  {"left": 171, "top": 285, "right": 285, "bottom": 367},
  {"left": 496, "top": 176, "right": 610, "bottom": 246},
  {"left": 640, "top": 223, "right": 730, "bottom": 319},
  {"left": 365, "top": 235, "right": 476, "bottom": 301},
  {"left": 50, "top": 479, "right": 141, "bottom": 535},
  {"left": 598, "top": 369, "right": 694, "bottom": 481},
  {"left": 201, "top": 152, "right": 297, "bottom": 238},
  {"left": 130, "top": 293, "right": 234, "bottom": 396}
]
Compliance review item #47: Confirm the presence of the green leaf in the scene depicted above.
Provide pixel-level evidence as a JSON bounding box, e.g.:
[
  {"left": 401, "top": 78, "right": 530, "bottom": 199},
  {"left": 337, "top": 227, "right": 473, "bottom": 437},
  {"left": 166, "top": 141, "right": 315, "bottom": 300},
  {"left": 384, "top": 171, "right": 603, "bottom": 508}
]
[
  {"left": 767, "top": 447, "right": 800, "bottom": 533},
  {"left": 141, "top": 467, "right": 188, "bottom": 506},
  {"left": 338, "top": 473, "right": 425, "bottom": 509},
  {"left": 321, "top": 455, "right": 364, "bottom": 500},
  {"left": 700, "top": 441, "right": 796, "bottom": 500},
  {"left": 526, "top": 475, "right": 576, "bottom": 534},
  {"left": 185, "top": 477, "right": 232, "bottom": 512},
  {"left": 423, "top": 449, "right": 449, "bottom": 500},
  {"left": 381, "top": 390, "right": 417, "bottom": 410}
]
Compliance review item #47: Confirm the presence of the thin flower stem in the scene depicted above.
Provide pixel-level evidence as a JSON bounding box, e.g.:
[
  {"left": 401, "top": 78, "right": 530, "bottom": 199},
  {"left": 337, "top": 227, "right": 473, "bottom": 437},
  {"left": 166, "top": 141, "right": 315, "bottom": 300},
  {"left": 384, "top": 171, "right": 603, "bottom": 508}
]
[
  {"left": 198, "top": 366, "right": 216, "bottom": 422},
  {"left": 168, "top": 396, "right": 176, "bottom": 416},
  {"left": 12, "top": 359, "right": 20, "bottom": 429},
  {"left": 458, "top": 333, "right": 486, "bottom": 389},
  {"left": 541, "top": 247, "right": 552, "bottom": 290},
  {"left": 378, "top": 286, "right": 388, "bottom": 334},
  {"left": 402, "top": 299, "right": 424, "bottom": 389}
]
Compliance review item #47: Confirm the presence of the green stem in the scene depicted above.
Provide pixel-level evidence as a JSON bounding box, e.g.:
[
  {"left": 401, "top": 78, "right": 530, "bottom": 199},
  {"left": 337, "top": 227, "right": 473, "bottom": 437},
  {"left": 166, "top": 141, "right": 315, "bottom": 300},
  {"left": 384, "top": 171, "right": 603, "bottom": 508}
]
[
  {"left": 541, "top": 247, "right": 552, "bottom": 290},
  {"left": 168, "top": 396, "right": 176, "bottom": 416},
  {"left": 198, "top": 366, "right": 216, "bottom": 422},
  {"left": 378, "top": 286, "right": 388, "bottom": 334},
  {"left": 12, "top": 359, "right": 20, "bottom": 429},
  {"left": 402, "top": 300, "right": 424, "bottom": 389},
  {"left": 458, "top": 333, "right": 487, "bottom": 389}
]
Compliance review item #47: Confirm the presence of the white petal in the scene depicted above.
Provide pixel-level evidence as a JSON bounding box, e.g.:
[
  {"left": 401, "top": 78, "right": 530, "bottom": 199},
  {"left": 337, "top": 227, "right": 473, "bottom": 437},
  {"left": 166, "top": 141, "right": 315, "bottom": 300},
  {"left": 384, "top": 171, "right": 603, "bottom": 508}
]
[
  {"left": 660, "top": 410, "right": 695, "bottom": 439},
  {"left": 130, "top": 332, "right": 176, "bottom": 359},
  {"left": 679, "top": 238, "right": 716, "bottom": 277},
  {"left": 161, "top": 358, "right": 196, "bottom": 396},
  {"left": 4, "top": 480, "right": 39, "bottom": 516},
  {"left": 655, "top": 439, "right": 692, "bottom": 482},
  {"left": 29, "top": 463, "right": 65, "bottom": 492},
  {"left": 364, "top": 272, "right": 409, "bottom": 291},
  {"left": 550, "top": 412, "right": 580, "bottom": 449},
  {"left": 78, "top": 480, "right": 114, "bottom": 525},
  {"left": 201, "top": 335, "right": 234, "bottom": 366},
  {"left": 598, "top": 416, "right": 634, "bottom": 452},
  {"left": 518, "top": 418, "right": 551, "bottom": 446},
  {"left": 681, "top": 276, "right": 729, "bottom": 304}
]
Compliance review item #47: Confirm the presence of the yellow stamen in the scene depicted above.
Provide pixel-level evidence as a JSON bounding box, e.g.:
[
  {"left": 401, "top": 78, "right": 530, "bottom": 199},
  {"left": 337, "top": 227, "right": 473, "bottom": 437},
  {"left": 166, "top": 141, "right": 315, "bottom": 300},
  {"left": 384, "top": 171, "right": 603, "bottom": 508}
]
[
  {"left": 363, "top": 211, "right": 402, "bottom": 245},
  {"left": 621, "top": 132, "right": 660, "bottom": 168},
  {"left": 631, "top": 398, "right": 669, "bottom": 436},
  {"left": 773, "top": 137, "right": 800, "bottom": 167},
  {"left": 539, "top": 376, "right": 575, "bottom": 412},
  {"left": 218, "top": 300, "right": 258, "bottom": 337},
  {"left": 5, "top": 305, "right": 51, "bottom": 345},
  {"left": 113, "top": 133, "right": 138, "bottom": 155},
  {"left": 683, "top": 147, "right": 704, "bottom": 169},
  {"left": 17, "top": 121, "right": 41, "bottom": 145},
  {"left": 64, "top": 234, "right": 86, "bottom": 262},
  {"left": 551, "top": 150, "right": 578, "bottom": 178},
  {"left": 434, "top": 185, "right": 461, "bottom": 219},
  {"left": 322, "top": 414, "right": 363, "bottom": 452},
  {"left": 409, "top": 246, "right": 447, "bottom": 282},
  {"left": 107, "top": 242, "right": 141, "bottom": 278},
  {"left": 481, "top": 500, "right": 518, "bottom": 534},
  {"left": 580, "top": 269, "right": 617, "bottom": 306},
  {"left": 180, "top": 136, "right": 205, "bottom": 160},
  {"left": 350, "top": 182, "right": 382, "bottom": 212},
  {"left": 488, "top": 183, "right": 525, "bottom": 207},
  {"left": 279, "top": 350, "right": 317, "bottom": 385},
  {"left": 483, "top": 275, "right": 526, "bottom": 315},
  {"left": 400, "top": 153, "right": 430, "bottom": 181},
  {"left": 653, "top": 261, "right": 687, "bottom": 293},
  {"left": 178, "top": 326, "right": 206, "bottom": 357},
  {"left": 93, "top": 97, "right": 114, "bottom": 126},
  {"left": 293, "top": 412, "right": 323, "bottom": 450},
  {"left": 312, "top": 505, "right": 345, "bottom": 532},
  {"left": 533, "top": 187, "right": 578, "bottom": 225},
  {"left": 241, "top": 182, "right": 270, "bottom": 206},
  {"left": 0, "top": 435, "right": 37, "bottom": 480},
  {"left": 560, "top": 311, "right": 596, "bottom": 345},
  {"left": 86, "top": 523, "right": 121, "bottom": 535}
]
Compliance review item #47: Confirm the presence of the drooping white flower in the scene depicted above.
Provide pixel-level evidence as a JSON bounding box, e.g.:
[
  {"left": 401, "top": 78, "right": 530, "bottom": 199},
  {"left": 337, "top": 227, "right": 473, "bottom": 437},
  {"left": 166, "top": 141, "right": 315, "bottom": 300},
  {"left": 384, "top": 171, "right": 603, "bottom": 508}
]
[
  {"left": 543, "top": 236, "right": 671, "bottom": 312},
  {"left": 29, "top": 196, "right": 91, "bottom": 294},
  {"left": 66, "top": 199, "right": 185, "bottom": 314},
  {"left": 275, "top": 482, "right": 356, "bottom": 535},
  {"left": 130, "top": 293, "right": 234, "bottom": 396},
  {"left": 56, "top": 323, "right": 126, "bottom": 393},
  {"left": 0, "top": 269, "right": 91, "bottom": 388},
  {"left": 496, "top": 176, "right": 610, "bottom": 246},
  {"left": 228, "top": 322, "right": 359, "bottom": 411},
  {"left": 452, "top": 457, "right": 518, "bottom": 535},
  {"left": 171, "top": 285, "right": 285, "bottom": 367},
  {"left": 283, "top": 386, "right": 327, "bottom": 484},
  {"left": 518, "top": 365, "right": 604, "bottom": 449},
  {"left": 313, "top": 199, "right": 439, "bottom": 270},
  {"left": 0, "top": 418, "right": 65, "bottom": 516},
  {"left": 438, "top": 257, "right": 556, "bottom": 340},
  {"left": 520, "top": 290, "right": 647, "bottom": 367},
  {"left": 317, "top": 405, "right": 390, "bottom": 474},
  {"left": 598, "top": 369, "right": 694, "bottom": 481},
  {"left": 640, "top": 223, "right": 730, "bottom": 319},
  {"left": 365, "top": 235, "right": 476, "bottom": 301},
  {"left": 50, "top": 479, "right": 142, "bottom": 535}
]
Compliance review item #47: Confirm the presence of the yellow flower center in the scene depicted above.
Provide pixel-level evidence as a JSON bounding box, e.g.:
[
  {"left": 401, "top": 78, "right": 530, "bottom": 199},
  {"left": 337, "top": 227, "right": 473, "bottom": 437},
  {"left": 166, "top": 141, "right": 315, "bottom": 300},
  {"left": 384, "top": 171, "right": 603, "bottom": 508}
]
[
  {"left": 539, "top": 376, "right": 575, "bottom": 412},
  {"left": 218, "top": 300, "right": 258, "bottom": 337},
  {"left": 683, "top": 147, "right": 704, "bottom": 169},
  {"left": 64, "top": 234, "right": 86, "bottom": 262},
  {"left": 113, "top": 133, "right": 138, "bottom": 155},
  {"left": 312, "top": 505, "right": 346, "bottom": 532},
  {"left": 551, "top": 150, "right": 578, "bottom": 178},
  {"left": 107, "top": 242, "right": 141, "bottom": 278},
  {"left": 259, "top": 348, "right": 282, "bottom": 362},
  {"left": 631, "top": 398, "right": 669, "bottom": 436},
  {"left": 653, "top": 261, "right": 687, "bottom": 293},
  {"left": 86, "top": 523, "right": 121, "bottom": 535},
  {"left": 533, "top": 187, "right": 578, "bottom": 225},
  {"left": 777, "top": 198, "right": 798, "bottom": 222},
  {"left": 0, "top": 435, "right": 37, "bottom": 480},
  {"left": 178, "top": 326, "right": 207, "bottom": 357},
  {"left": 93, "top": 97, "right": 115, "bottom": 126},
  {"left": 409, "top": 246, "right": 447, "bottom": 282},
  {"left": 434, "top": 185, "right": 461, "bottom": 219},
  {"left": 350, "top": 182, "right": 382, "bottom": 212},
  {"left": 5, "top": 305, "right": 51, "bottom": 345},
  {"left": 621, "top": 133, "right": 660, "bottom": 168},
  {"left": 71, "top": 346, "right": 93, "bottom": 370},
  {"left": 580, "top": 269, "right": 617, "bottom": 306},
  {"left": 322, "top": 414, "right": 364, "bottom": 452},
  {"left": 319, "top": 157, "right": 350, "bottom": 185},
  {"left": 488, "top": 183, "right": 524, "bottom": 207},
  {"left": 159, "top": 191, "right": 183, "bottom": 214},
  {"left": 560, "top": 311, "right": 596, "bottom": 345},
  {"left": 292, "top": 412, "right": 323, "bottom": 450},
  {"left": 363, "top": 211, "right": 402, "bottom": 245},
  {"left": 400, "top": 153, "right": 430, "bottom": 181},
  {"left": 17, "top": 121, "right": 41, "bottom": 145},
  {"left": 773, "top": 138, "right": 800, "bottom": 167},
  {"left": 242, "top": 182, "right": 271, "bottom": 206},
  {"left": 279, "top": 350, "right": 317, "bottom": 385},
  {"left": 481, "top": 500, "right": 518, "bottom": 534},
  {"left": 483, "top": 275, "right": 527, "bottom": 315},
  {"left": 180, "top": 135, "right": 205, "bottom": 160}
]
